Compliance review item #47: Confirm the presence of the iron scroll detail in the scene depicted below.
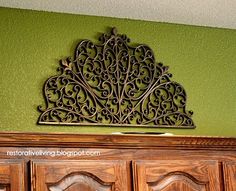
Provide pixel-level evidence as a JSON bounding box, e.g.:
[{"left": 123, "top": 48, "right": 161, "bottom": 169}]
[{"left": 38, "top": 28, "right": 195, "bottom": 128}]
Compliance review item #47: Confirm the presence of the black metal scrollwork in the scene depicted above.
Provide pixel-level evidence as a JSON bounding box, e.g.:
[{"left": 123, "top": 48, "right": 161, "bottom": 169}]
[{"left": 38, "top": 27, "right": 195, "bottom": 128}]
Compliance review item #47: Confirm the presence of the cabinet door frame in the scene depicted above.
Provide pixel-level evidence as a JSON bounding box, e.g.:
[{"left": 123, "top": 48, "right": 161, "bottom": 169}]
[
  {"left": 0, "top": 160, "right": 26, "bottom": 191},
  {"left": 31, "top": 159, "right": 131, "bottom": 191},
  {"left": 223, "top": 161, "right": 236, "bottom": 191},
  {"left": 132, "top": 160, "right": 221, "bottom": 191}
]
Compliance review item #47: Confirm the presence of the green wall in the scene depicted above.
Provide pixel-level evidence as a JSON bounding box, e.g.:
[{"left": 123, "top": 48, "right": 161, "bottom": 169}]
[{"left": 0, "top": 7, "right": 235, "bottom": 136}]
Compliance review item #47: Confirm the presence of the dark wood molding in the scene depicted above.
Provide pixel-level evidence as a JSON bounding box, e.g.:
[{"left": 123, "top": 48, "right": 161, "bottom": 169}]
[{"left": 0, "top": 132, "right": 235, "bottom": 150}]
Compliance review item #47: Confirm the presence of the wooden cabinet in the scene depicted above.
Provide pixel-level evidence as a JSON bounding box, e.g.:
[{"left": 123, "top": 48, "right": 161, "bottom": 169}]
[
  {"left": 133, "top": 160, "right": 221, "bottom": 191},
  {"left": 0, "top": 160, "right": 25, "bottom": 191},
  {"left": 0, "top": 132, "right": 235, "bottom": 191},
  {"left": 223, "top": 161, "right": 236, "bottom": 191},
  {"left": 31, "top": 160, "right": 130, "bottom": 191}
]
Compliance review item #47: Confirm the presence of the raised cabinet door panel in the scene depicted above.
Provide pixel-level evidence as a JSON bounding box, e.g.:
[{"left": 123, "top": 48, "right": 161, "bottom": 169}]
[
  {"left": 0, "top": 160, "right": 25, "bottom": 191},
  {"left": 133, "top": 160, "right": 221, "bottom": 191},
  {"left": 31, "top": 160, "right": 131, "bottom": 191},
  {"left": 223, "top": 161, "right": 236, "bottom": 191}
]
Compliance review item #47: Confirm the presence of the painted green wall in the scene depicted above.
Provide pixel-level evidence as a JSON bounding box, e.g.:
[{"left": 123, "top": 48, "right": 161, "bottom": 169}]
[{"left": 0, "top": 7, "right": 235, "bottom": 136}]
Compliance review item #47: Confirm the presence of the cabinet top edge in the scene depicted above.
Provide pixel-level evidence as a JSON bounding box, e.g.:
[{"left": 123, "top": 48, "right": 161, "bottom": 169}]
[{"left": 0, "top": 131, "right": 235, "bottom": 149}]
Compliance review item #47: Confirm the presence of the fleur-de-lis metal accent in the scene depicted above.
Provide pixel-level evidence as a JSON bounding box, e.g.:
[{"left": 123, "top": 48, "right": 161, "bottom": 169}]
[{"left": 38, "top": 27, "right": 195, "bottom": 128}]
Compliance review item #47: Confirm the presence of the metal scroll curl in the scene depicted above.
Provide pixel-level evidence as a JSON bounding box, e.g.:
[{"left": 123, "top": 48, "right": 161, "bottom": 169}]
[{"left": 38, "top": 27, "right": 195, "bottom": 128}]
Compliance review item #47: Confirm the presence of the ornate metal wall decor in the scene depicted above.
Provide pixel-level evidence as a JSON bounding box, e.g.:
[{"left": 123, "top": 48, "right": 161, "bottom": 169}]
[{"left": 38, "top": 27, "right": 195, "bottom": 128}]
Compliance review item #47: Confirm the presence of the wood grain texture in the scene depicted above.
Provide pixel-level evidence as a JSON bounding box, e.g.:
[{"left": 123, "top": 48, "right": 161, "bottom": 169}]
[
  {"left": 149, "top": 174, "right": 206, "bottom": 191},
  {"left": 133, "top": 160, "right": 220, "bottom": 191},
  {"left": 1, "top": 147, "right": 236, "bottom": 162},
  {"left": 223, "top": 161, "right": 236, "bottom": 191},
  {"left": 48, "top": 173, "right": 112, "bottom": 191},
  {"left": 0, "top": 160, "right": 25, "bottom": 191},
  {"left": 31, "top": 160, "right": 130, "bottom": 191},
  {"left": 0, "top": 132, "right": 235, "bottom": 150},
  {"left": 0, "top": 132, "right": 235, "bottom": 190}
]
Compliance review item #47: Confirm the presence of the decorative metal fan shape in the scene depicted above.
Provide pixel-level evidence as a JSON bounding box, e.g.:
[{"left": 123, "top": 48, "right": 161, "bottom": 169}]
[{"left": 38, "top": 28, "right": 195, "bottom": 128}]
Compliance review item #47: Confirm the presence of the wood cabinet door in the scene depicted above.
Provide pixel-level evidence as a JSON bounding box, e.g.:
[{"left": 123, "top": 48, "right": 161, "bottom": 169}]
[
  {"left": 223, "top": 161, "right": 236, "bottom": 191},
  {"left": 0, "top": 160, "right": 25, "bottom": 191},
  {"left": 31, "top": 160, "right": 131, "bottom": 191},
  {"left": 133, "top": 160, "right": 221, "bottom": 191}
]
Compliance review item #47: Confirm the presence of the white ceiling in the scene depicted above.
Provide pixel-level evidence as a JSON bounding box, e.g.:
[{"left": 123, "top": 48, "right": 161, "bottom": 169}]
[{"left": 0, "top": 0, "right": 236, "bottom": 30}]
